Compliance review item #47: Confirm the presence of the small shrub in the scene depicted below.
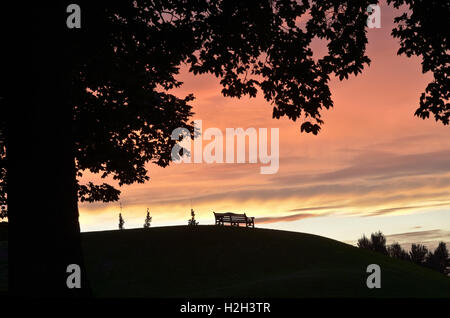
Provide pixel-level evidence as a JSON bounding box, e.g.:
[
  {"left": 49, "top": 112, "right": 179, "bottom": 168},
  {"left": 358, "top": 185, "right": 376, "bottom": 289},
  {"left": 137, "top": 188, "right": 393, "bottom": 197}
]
[{"left": 119, "top": 213, "right": 125, "bottom": 230}]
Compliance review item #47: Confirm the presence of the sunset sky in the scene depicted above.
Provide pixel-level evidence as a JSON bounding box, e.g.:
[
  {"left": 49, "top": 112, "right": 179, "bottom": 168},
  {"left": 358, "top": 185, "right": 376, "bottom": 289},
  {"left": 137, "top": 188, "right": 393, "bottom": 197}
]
[{"left": 78, "top": 1, "right": 450, "bottom": 250}]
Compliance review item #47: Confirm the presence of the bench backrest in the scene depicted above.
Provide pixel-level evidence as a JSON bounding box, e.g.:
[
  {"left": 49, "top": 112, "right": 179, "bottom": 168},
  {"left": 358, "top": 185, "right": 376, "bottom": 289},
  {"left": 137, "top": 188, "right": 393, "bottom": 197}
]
[{"left": 214, "top": 212, "right": 248, "bottom": 222}]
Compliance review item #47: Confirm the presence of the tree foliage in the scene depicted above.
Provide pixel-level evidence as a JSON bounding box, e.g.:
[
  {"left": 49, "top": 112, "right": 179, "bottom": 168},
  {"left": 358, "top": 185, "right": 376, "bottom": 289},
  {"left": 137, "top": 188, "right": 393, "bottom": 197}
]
[
  {"left": 119, "top": 213, "right": 125, "bottom": 230},
  {"left": 188, "top": 208, "right": 199, "bottom": 226},
  {"left": 67, "top": 0, "right": 375, "bottom": 203},
  {"left": 387, "top": 242, "right": 410, "bottom": 261},
  {"left": 186, "top": 0, "right": 373, "bottom": 135},
  {"left": 426, "top": 242, "right": 450, "bottom": 275},
  {"left": 357, "top": 234, "right": 372, "bottom": 249},
  {"left": 144, "top": 208, "right": 152, "bottom": 228},
  {"left": 358, "top": 231, "right": 390, "bottom": 255},
  {"left": 370, "top": 231, "right": 388, "bottom": 255},
  {"left": 388, "top": 0, "right": 450, "bottom": 125},
  {"left": 409, "top": 243, "right": 428, "bottom": 265}
]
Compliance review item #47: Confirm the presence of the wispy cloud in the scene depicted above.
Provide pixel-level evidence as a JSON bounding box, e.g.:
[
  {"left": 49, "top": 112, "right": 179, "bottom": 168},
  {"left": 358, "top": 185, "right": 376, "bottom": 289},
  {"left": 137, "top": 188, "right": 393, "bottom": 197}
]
[
  {"left": 288, "top": 205, "right": 345, "bottom": 212},
  {"left": 386, "top": 229, "right": 450, "bottom": 250},
  {"left": 271, "top": 149, "right": 450, "bottom": 186},
  {"left": 364, "top": 201, "right": 450, "bottom": 217},
  {"left": 387, "top": 229, "right": 450, "bottom": 241},
  {"left": 256, "top": 212, "right": 331, "bottom": 224}
]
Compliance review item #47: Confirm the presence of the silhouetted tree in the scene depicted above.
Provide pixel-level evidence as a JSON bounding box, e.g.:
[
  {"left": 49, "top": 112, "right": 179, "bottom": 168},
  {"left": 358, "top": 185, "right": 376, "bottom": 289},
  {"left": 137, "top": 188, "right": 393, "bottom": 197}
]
[
  {"left": 370, "top": 231, "right": 388, "bottom": 255},
  {"left": 188, "top": 208, "right": 199, "bottom": 226},
  {"left": 0, "top": 206, "right": 5, "bottom": 220},
  {"left": 409, "top": 243, "right": 429, "bottom": 265},
  {"left": 388, "top": 0, "right": 450, "bottom": 125},
  {"left": 144, "top": 208, "right": 152, "bottom": 228},
  {"left": 2, "top": 0, "right": 448, "bottom": 296},
  {"left": 357, "top": 231, "right": 388, "bottom": 255},
  {"left": 357, "top": 234, "right": 372, "bottom": 250},
  {"left": 119, "top": 213, "right": 125, "bottom": 230},
  {"left": 387, "top": 242, "right": 410, "bottom": 261},
  {"left": 426, "top": 242, "right": 450, "bottom": 275}
]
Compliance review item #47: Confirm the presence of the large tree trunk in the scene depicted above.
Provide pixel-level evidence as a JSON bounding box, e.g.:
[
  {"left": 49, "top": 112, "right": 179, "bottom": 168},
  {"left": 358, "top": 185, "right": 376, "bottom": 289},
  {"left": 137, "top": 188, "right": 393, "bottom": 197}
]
[{"left": 5, "top": 3, "right": 90, "bottom": 297}]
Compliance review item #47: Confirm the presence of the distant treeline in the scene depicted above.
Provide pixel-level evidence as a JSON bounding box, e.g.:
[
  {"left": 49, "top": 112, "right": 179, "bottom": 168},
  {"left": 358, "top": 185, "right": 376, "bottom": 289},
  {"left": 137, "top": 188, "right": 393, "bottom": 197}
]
[{"left": 358, "top": 231, "right": 449, "bottom": 275}]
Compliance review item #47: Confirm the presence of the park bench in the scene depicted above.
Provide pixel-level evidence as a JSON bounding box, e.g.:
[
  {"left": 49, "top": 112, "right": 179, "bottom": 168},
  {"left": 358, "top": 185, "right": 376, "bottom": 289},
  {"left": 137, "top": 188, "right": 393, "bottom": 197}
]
[{"left": 213, "top": 212, "right": 255, "bottom": 228}]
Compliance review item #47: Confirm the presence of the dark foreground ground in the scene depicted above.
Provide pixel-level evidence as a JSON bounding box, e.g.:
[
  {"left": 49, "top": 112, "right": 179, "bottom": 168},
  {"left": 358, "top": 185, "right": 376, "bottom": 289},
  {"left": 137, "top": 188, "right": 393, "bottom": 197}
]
[{"left": 81, "top": 225, "right": 450, "bottom": 297}]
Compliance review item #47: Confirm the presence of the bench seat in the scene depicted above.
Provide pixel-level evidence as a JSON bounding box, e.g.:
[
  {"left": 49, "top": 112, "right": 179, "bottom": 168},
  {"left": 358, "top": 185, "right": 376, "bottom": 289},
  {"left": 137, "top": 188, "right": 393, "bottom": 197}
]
[{"left": 214, "top": 212, "right": 255, "bottom": 228}]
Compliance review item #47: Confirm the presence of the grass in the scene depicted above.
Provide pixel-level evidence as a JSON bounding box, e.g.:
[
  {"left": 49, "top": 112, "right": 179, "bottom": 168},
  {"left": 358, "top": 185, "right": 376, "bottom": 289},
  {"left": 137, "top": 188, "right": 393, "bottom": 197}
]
[{"left": 81, "top": 225, "right": 450, "bottom": 298}]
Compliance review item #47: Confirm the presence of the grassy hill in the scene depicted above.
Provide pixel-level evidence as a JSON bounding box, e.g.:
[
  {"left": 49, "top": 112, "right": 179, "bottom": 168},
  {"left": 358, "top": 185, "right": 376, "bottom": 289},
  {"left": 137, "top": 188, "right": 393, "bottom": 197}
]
[{"left": 82, "top": 225, "right": 450, "bottom": 298}]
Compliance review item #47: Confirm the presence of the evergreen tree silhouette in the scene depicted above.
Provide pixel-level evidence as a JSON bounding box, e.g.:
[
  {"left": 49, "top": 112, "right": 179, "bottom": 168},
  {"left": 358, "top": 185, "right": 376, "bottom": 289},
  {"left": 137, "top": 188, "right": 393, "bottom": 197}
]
[
  {"left": 188, "top": 208, "right": 199, "bottom": 226},
  {"left": 144, "top": 208, "right": 152, "bottom": 229},
  {"left": 119, "top": 213, "right": 125, "bottom": 230},
  {"left": 410, "top": 244, "right": 429, "bottom": 265},
  {"left": 426, "top": 242, "right": 450, "bottom": 274},
  {"left": 387, "top": 243, "right": 410, "bottom": 261}
]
